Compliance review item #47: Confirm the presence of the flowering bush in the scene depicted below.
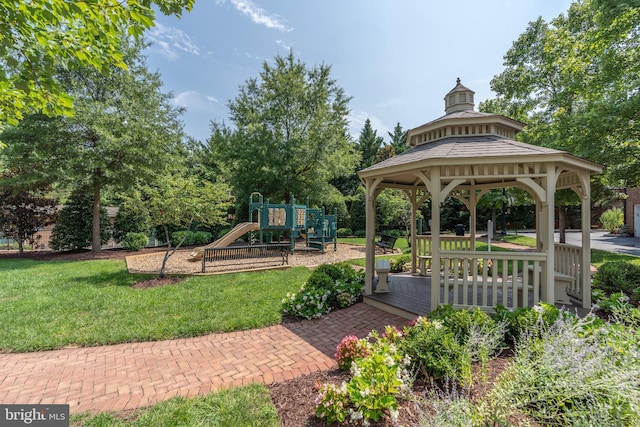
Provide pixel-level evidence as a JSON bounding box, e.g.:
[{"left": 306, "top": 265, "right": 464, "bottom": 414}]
[
  {"left": 317, "top": 330, "right": 411, "bottom": 425},
  {"left": 347, "top": 333, "right": 410, "bottom": 424},
  {"left": 314, "top": 382, "right": 349, "bottom": 424},
  {"left": 281, "top": 286, "right": 331, "bottom": 320},
  {"left": 335, "top": 335, "right": 370, "bottom": 370},
  {"left": 281, "top": 262, "right": 363, "bottom": 319}
]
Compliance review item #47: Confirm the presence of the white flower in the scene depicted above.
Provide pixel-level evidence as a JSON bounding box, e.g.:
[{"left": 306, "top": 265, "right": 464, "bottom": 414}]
[
  {"left": 351, "top": 361, "right": 361, "bottom": 377},
  {"left": 432, "top": 319, "right": 443, "bottom": 329},
  {"left": 384, "top": 355, "right": 394, "bottom": 367},
  {"left": 390, "top": 408, "right": 399, "bottom": 422},
  {"left": 361, "top": 387, "right": 370, "bottom": 397},
  {"left": 349, "top": 409, "right": 363, "bottom": 421}
]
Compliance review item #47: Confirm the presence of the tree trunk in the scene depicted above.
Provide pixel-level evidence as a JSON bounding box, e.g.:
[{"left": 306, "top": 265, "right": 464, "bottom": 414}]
[
  {"left": 18, "top": 239, "right": 24, "bottom": 254},
  {"left": 559, "top": 206, "right": 566, "bottom": 244},
  {"left": 92, "top": 174, "right": 102, "bottom": 252}
]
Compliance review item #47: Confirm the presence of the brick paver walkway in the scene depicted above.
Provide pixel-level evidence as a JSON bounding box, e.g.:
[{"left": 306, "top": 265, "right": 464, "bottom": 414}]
[{"left": 0, "top": 303, "right": 408, "bottom": 414}]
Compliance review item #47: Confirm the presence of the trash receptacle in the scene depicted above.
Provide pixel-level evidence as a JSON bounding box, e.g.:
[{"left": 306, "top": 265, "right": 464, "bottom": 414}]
[{"left": 455, "top": 223, "right": 465, "bottom": 236}]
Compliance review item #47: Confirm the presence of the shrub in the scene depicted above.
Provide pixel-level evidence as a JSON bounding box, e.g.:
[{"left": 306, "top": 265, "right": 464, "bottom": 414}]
[
  {"left": 282, "top": 262, "right": 363, "bottom": 319},
  {"left": 600, "top": 207, "right": 624, "bottom": 233},
  {"left": 217, "top": 228, "right": 231, "bottom": 239},
  {"left": 314, "top": 382, "right": 349, "bottom": 424},
  {"left": 390, "top": 254, "right": 411, "bottom": 272},
  {"left": 171, "top": 230, "right": 212, "bottom": 246},
  {"left": 354, "top": 229, "right": 366, "bottom": 238},
  {"left": 305, "top": 271, "right": 334, "bottom": 291},
  {"left": 489, "top": 314, "right": 640, "bottom": 425},
  {"left": 113, "top": 200, "right": 150, "bottom": 243},
  {"left": 383, "top": 229, "right": 404, "bottom": 238},
  {"left": 50, "top": 188, "right": 111, "bottom": 251},
  {"left": 317, "top": 331, "right": 410, "bottom": 425},
  {"left": 121, "top": 232, "right": 148, "bottom": 251},
  {"left": 399, "top": 316, "right": 470, "bottom": 384},
  {"left": 337, "top": 228, "right": 352, "bottom": 237},
  {"left": 335, "top": 335, "right": 370, "bottom": 370},
  {"left": 494, "top": 302, "right": 563, "bottom": 344},
  {"left": 281, "top": 286, "right": 331, "bottom": 320},
  {"left": 593, "top": 261, "right": 640, "bottom": 305},
  {"left": 346, "top": 337, "right": 408, "bottom": 424},
  {"left": 430, "top": 306, "right": 506, "bottom": 380}
]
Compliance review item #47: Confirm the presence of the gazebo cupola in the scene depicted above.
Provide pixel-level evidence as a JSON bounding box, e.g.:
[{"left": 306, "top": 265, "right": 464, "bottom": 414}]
[
  {"left": 445, "top": 77, "right": 475, "bottom": 113},
  {"left": 408, "top": 79, "right": 524, "bottom": 147}
]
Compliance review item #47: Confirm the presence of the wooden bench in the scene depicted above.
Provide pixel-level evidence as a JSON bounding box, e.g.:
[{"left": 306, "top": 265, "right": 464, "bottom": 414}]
[
  {"left": 375, "top": 235, "right": 398, "bottom": 253},
  {"left": 202, "top": 244, "right": 289, "bottom": 273}
]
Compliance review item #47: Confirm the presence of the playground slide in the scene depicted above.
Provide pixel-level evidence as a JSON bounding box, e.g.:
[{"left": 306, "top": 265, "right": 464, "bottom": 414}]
[{"left": 190, "top": 222, "right": 261, "bottom": 259}]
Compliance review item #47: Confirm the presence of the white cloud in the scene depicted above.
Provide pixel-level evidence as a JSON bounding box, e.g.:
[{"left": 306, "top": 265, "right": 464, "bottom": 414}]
[
  {"left": 349, "top": 110, "right": 392, "bottom": 141},
  {"left": 172, "top": 91, "right": 219, "bottom": 113},
  {"left": 376, "top": 98, "right": 404, "bottom": 109},
  {"left": 147, "top": 23, "right": 202, "bottom": 60},
  {"left": 275, "top": 39, "right": 292, "bottom": 51},
  {"left": 228, "top": 0, "right": 292, "bottom": 32}
]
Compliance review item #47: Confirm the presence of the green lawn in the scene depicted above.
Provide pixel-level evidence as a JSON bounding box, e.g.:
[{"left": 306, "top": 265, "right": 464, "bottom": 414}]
[
  {"left": 0, "top": 258, "right": 309, "bottom": 352},
  {"left": 71, "top": 383, "right": 279, "bottom": 426}
]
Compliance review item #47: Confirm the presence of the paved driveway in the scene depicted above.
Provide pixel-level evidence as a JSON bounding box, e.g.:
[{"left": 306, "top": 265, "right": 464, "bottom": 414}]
[{"left": 519, "top": 230, "right": 640, "bottom": 257}]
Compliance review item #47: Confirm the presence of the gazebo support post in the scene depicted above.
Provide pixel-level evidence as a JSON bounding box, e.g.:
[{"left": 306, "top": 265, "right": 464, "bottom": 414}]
[
  {"left": 581, "top": 184, "right": 592, "bottom": 308},
  {"left": 409, "top": 192, "right": 419, "bottom": 275},
  {"left": 430, "top": 168, "right": 442, "bottom": 311},
  {"left": 469, "top": 188, "right": 477, "bottom": 250},
  {"left": 542, "top": 172, "right": 557, "bottom": 304},
  {"left": 364, "top": 178, "right": 383, "bottom": 295}
]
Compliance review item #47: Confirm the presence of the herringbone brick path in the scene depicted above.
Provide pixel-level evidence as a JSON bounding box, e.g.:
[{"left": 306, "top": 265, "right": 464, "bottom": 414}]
[{"left": 0, "top": 303, "right": 408, "bottom": 414}]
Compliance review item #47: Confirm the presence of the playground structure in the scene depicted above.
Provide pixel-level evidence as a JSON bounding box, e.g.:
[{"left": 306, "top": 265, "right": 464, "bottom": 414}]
[
  {"left": 191, "top": 192, "right": 337, "bottom": 260},
  {"left": 249, "top": 192, "right": 337, "bottom": 253}
]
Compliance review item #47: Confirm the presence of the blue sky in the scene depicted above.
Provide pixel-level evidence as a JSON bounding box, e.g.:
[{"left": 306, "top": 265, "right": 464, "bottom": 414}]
[{"left": 144, "top": 0, "right": 573, "bottom": 143}]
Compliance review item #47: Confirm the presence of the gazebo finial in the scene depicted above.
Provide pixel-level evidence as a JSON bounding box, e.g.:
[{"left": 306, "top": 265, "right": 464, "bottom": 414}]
[{"left": 456, "top": 77, "right": 461, "bottom": 85}]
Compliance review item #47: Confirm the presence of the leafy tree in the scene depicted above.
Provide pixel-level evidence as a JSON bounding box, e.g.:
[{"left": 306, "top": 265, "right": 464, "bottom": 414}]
[
  {"left": 377, "top": 189, "right": 421, "bottom": 239},
  {"left": 210, "top": 51, "right": 358, "bottom": 207},
  {"left": 388, "top": 122, "right": 409, "bottom": 154},
  {"left": 145, "top": 174, "right": 231, "bottom": 278},
  {"left": 0, "top": 172, "right": 58, "bottom": 253},
  {"left": 488, "top": 0, "right": 640, "bottom": 187},
  {"left": 1, "top": 39, "right": 187, "bottom": 252},
  {"left": 49, "top": 187, "right": 111, "bottom": 251},
  {"left": 357, "top": 118, "right": 384, "bottom": 169},
  {"left": 0, "top": 0, "right": 194, "bottom": 134}
]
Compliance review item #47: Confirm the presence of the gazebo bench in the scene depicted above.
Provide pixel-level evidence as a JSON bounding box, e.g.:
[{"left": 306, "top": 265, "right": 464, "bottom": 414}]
[
  {"left": 526, "top": 265, "right": 574, "bottom": 304},
  {"left": 375, "top": 235, "right": 398, "bottom": 253}
]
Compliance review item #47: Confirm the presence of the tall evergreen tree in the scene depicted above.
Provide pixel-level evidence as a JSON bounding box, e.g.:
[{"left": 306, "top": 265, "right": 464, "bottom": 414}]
[
  {"left": 356, "top": 118, "right": 384, "bottom": 169},
  {"left": 388, "top": 122, "right": 409, "bottom": 154}
]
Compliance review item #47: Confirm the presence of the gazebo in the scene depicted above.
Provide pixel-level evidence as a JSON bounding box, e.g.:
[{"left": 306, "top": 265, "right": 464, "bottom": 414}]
[{"left": 358, "top": 79, "right": 602, "bottom": 312}]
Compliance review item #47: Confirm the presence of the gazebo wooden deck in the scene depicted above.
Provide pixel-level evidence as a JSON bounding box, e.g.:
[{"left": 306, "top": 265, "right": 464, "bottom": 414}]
[
  {"left": 358, "top": 79, "right": 602, "bottom": 313},
  {"left": 364, "top": 272, "right": 593, "bottom": 320}
]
